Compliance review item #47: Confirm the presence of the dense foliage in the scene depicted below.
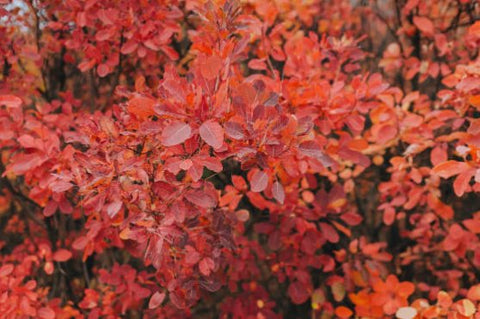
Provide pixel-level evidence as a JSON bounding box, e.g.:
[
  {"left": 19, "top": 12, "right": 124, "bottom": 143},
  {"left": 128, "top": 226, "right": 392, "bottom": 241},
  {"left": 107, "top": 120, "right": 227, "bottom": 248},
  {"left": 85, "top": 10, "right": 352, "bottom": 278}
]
[{"left": 1, "top": 0, "right": 480, "bottom": 318}]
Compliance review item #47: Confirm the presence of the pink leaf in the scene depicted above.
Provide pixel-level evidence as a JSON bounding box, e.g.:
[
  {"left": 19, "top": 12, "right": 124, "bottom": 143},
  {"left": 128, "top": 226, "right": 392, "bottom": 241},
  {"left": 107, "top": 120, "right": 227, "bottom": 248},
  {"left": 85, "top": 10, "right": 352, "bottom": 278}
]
[
  {"left": 199, "top": 257, "right": 215, "bottom": 276},
  {"left": 272, "top": 181, "right": 285, "bottom": 204},
  {"left": 148, "top": 291, "right": 166, "bottom": 309},
  {"left": 50, "top": 181, "right": 73, "bottom": 193},
  {"left": 0, "top": 95, "right": 22, "bottom": 108},
  {"left": 199, "top": 120, "right": 224, "bottom": 149},
  {"left": 106, "top": 201, "right": 122, "bottom": 218},
  {"left": 235, "top": 209, "right": 250, "bottom": 222},
  {"left": 250, "top": 170, "right": 268, "bottom": 193},
  {"left": 161, "top": 122, "right": 192, "bottom": 146},
  {"left": 97, "top": 63, "right": 110, "bottom": 77}
]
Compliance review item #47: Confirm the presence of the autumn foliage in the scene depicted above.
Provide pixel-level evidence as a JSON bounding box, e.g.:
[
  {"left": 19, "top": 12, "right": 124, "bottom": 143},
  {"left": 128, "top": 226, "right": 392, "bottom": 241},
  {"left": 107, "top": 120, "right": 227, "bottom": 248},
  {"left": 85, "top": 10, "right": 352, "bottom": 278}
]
[{"left": 1, "top": 0, "right": 480, "bottom": 318}]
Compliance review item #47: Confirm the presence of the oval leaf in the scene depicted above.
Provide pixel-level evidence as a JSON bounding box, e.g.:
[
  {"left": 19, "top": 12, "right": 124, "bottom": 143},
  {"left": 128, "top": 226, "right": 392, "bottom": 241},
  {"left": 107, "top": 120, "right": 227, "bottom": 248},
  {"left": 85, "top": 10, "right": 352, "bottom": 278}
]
[
  {"left": 53, "top": 249, "right": 73, "bottom": 262},
  {"left": 161, "top": 122, "right": 192, "bottom": 146},
  {"left": 413, "top": 16, "right": 434, "bottom": 36},
  {"left": 395, "top": 307, "right": 417, "bottom": 319},
  {"left": 127, "top": 96, "right": 156, "bottom": 119},
  {"left": 272, "top": 181, "right": 285, "bottom": 204},
  {"left": 199, "top": 120, "right": 224, "bottom": 149},
  {"left": 149, "top": 291, "right": 166, "bottom": 309},
  {"left": 432, "top": 160, "right": 470, "bottom": 178},
  {"left": 250, "top": 170, "right": 268, "bottom": 193}
]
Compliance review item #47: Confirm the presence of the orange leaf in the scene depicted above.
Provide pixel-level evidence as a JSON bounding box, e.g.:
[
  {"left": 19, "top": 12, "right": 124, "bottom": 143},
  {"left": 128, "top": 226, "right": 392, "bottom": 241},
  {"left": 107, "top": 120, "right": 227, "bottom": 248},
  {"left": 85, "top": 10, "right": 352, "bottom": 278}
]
[
  {"left": 413, "top": 16, "right": 434, "bottom": 36},
  {"left": 53, "top": 249, "right": 73, "bottom": 262},
  {"left": 397, "top": 281, "right": 415, "bottom": 298},
  {"left": 200, "top": 55, "right": 222, "bottom": 79},
  {"left": 469, "top": 21, "right": 480, "bottom": 36},
  {"left": 127, "top": 96, "right": 156, "bottom": 119},
  {"left": 432, "top": 160, "right": 470, "bottom": 178},
  {"left": 335, "top": 306, "right": 353, "bottom": 318},
  {"left": 470, "top": 95, "right": 480, "bottom": 108},
  {"left": 455, "top": 299, "right": 476, "bottom": 316},
  {"left": 467, "top": 284, "right": 480, "bottom": 301}
]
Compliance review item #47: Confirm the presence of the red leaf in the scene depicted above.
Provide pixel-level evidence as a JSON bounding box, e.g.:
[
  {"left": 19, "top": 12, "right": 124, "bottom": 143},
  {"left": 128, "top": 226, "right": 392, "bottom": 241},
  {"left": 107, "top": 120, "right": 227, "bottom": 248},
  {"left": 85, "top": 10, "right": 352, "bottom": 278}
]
[
  {"left": 8, "top": 153, "right": 48, "bottom": 175},
  {"left": 250, "top": 170, "right": 268, "bottom": 193},
  {"left": 185, "top": 190, "right": 217, "bottom": 208},
  {"left": 248, "top": 59, "right": 267, "bottom": 70},
  {"left": 225, "top": 121, "right": 246, "bottom": 140},
  {"left": 453, "top": 169, "right": 475, "bottom": 197},
  {"left": 272, "top": 181, "right": 285, "bottom": 204},
  {"left": 72, "top": 236, "right": 88, "bottom": 250},
  {"left": 200, "top": 55, "right": 222, "bottom": 79},
  {"left": 288, "top": 281, "right": 310, "bottom": 304},
  {"left": 0, "top": 94, "right": 22, "bottom": 108},
  {"left": 43, "top": 200, "right": 58, "bottom": 217},
  {"left": 161, "top": 122, "right": 192, "bottom": 146},
  {"left": 185, "top": 246, "right": 201, "bottom": 265},
  {"left": 148, "top": 291, "right": 166, "bottom": 309},
  {"left": 95, "top": 27, "right": 115, "bottom": 41},
  {"left": 127, "top": 96, "right": 156, "bottom": 119},
  {"left": 97, "top": 63, "right": 110, "bottom": 77},
  {"left": 199, "top": 120, "right": 224, "bottom": 149},
  {"left": 121, "top": 39, "right": 138, "bottom": 54},
  {"left": 383, "top": 206, "right": 396, "bottom": 225},
  {"left": 319, "top": 222, "right": 339, "bottom": 243},
  {"left": 53, "top": 249, "right": 73, "bottom": 262},
  {"left": 298, "top": 141, "right": 334, "bottom": 167},
  {"left": 413, "top": 16, "right": 434, "bottom": 36},
  {"left": 0, "top": 264, "right": 14, "bottom": 277},
  {"left": 37, "top": 307, "right": 55, "bottom": 319},
  {"left": 199, "top": 257, "right": 215, "bottom": 276},
  {"left": 340, "top": 212, "right": 362, "bottom": 226},
  {"left": 432, "top": 160, "right": 470, "bottom": 178}
]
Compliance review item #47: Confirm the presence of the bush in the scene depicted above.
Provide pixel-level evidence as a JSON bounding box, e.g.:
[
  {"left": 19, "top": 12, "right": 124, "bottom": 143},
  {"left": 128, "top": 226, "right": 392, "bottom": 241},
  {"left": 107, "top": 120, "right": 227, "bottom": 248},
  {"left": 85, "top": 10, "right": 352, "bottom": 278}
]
[{"left": 1, "top": 0, "right": 480, "bottom": 318}]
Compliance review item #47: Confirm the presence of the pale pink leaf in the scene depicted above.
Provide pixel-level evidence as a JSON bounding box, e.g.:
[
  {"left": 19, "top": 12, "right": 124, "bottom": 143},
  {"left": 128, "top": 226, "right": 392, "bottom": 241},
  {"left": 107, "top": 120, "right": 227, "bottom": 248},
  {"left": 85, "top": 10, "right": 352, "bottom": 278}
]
[
  {"left": 161, "top": 122, "right": 192, "bottom": 146},
  {"left": 250, "top": 170, "right": 268, "bottom": 193},
  {"left": 199, "top": 120, "right": 224, "bottom": 149}
]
